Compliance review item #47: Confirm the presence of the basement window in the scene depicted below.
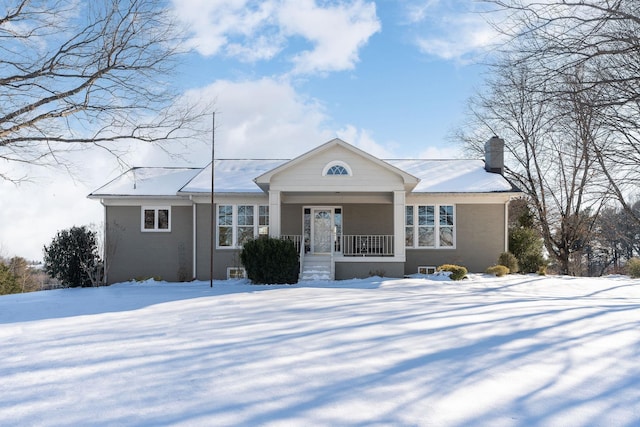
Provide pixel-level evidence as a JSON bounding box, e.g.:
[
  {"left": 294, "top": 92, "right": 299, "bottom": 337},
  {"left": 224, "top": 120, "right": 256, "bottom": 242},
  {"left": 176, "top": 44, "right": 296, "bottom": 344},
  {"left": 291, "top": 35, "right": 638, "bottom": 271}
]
[
  {"left": 227, "top": 267, "right": 247, "bottom": 279},
  {"left": 418, "top": 266, "right": 436, "bottom": 275}
]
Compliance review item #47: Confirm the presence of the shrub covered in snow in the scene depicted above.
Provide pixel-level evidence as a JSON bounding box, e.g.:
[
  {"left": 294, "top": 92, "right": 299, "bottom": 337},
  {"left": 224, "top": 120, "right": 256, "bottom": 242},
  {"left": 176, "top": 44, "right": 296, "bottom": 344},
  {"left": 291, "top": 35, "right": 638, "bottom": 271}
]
[
  {"left": 240, "top": 237, "right": 299, "bottom": 284},
  {"left": 627, "top": 258, "right": 640, "bottom": 278},
  {"left": 437, "top": 264, "right": 468, "bottom": 281},
  {"left": 486, "top": 265, "right": 510, "bottom": 277}
]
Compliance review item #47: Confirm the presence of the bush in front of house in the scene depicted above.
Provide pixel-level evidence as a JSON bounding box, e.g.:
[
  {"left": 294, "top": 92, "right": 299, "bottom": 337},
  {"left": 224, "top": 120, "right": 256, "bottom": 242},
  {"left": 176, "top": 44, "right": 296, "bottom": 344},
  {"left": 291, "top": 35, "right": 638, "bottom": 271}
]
[
  {"left": 240, "top": 236, "right": 299, "bottom": 284},
  {"left": 498, "top": 252, "right": 519, "bottom": 274},
  {"left": 486, "top": 265, "right": 510, "bottom": 277},
  {"left": 537, "top": 265, "right": 547, "bottom": 276},
  {"left": 509, "top": 226, "right": 546, "bottom": 273},
  {"left": 43, "top": 225, "right": 102, "bottom": 287},
  {"left": 627, "top": 258, "right": 640, "bottom": 278},
  {"left": 437, "top": 264, "right": 468, "bottom": 281},
  {"left": 520, "top": 253, "right": 547, "bottom": 274}
]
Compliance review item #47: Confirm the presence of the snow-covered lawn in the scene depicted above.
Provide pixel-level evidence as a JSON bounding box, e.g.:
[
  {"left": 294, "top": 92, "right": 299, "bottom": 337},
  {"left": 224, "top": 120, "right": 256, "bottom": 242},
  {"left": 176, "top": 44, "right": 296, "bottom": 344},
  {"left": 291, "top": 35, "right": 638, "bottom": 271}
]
[{"left": 1, "top": 275, "right": 639, "bottom": 426}]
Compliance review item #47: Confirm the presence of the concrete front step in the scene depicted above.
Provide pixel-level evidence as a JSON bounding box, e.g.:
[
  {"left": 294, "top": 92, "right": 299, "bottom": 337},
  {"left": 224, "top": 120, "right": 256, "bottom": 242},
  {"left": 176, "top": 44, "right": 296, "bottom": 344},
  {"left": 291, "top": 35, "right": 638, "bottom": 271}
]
[
  {"left": 300, "top": 255, "right": 332, "bottom": 281},
  {"left": 300, "top": 273, "right": 331, "bottom": 281}
]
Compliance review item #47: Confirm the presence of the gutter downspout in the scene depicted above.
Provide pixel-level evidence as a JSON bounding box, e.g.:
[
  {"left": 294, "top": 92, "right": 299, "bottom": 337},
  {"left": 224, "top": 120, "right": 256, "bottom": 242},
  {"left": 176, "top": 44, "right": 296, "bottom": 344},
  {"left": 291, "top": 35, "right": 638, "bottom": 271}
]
[
  {"left": 101, "top": 198, "right": 107, "bottom": 285},
  {"left": 191, "top": 196, "right": 197, "bottom": 280},
  {"left": 505, "top": 200, "right": 509, "bottom": 252}
]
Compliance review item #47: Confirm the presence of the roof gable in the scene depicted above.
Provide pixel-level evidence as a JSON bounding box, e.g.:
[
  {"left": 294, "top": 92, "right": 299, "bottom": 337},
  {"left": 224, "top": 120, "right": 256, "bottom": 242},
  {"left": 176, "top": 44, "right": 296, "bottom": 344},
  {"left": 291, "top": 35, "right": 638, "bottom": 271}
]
[{"left": 254, "top": 138, "right": 420, "bottom": 192}]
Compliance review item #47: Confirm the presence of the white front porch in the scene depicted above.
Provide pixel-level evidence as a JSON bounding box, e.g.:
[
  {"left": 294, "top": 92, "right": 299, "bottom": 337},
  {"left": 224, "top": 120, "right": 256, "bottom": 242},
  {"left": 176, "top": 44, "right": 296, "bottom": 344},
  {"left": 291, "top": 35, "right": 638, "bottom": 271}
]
[
  {"left": 281, "top": 234, "right": 396, "bottom": 257},
  {"left": 272, "top": 190, "right": 406, "bottom": 255}
]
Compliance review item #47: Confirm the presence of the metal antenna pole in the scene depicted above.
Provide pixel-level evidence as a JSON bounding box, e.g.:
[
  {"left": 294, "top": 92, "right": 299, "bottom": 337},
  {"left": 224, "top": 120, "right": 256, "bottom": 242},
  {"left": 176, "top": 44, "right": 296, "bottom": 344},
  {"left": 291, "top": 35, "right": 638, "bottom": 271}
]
[{"left": 210, "top": 112, "right": 215, "bottom": 288}]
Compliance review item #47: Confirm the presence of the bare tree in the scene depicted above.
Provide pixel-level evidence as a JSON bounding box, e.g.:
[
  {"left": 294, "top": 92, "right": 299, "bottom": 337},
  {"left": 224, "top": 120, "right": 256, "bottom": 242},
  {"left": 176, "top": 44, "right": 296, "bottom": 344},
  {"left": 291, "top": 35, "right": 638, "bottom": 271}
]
[
  {"left": 483, "top": 0, "right": 640, "bottom": 223},
  {"left": 0, "top": 0, "right": 206, "bottom": 181},
  {"left": 458, "top": 62, "right": 609, "bottom": 275}
]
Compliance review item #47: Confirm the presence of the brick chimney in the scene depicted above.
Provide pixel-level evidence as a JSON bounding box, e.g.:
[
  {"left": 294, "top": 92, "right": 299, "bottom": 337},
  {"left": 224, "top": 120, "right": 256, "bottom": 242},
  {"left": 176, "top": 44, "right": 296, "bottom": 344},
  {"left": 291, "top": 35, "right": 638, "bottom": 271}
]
[{"left": 484, "top": 136, "right": 504, "bottom": 175}]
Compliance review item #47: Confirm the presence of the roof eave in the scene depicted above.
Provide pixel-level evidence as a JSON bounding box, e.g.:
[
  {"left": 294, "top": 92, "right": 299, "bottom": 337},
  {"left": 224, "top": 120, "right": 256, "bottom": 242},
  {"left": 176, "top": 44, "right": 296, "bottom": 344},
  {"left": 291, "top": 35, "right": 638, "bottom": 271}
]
[{"left": 87, "top": 194, "right": 186, "bottom": 199}]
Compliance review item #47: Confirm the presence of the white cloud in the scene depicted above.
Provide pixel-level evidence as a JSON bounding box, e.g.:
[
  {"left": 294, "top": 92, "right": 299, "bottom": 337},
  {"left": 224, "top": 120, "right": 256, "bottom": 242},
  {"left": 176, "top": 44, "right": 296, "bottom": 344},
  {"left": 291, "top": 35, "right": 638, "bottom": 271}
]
[
  {"left": 402, "top": 1, "right": 503, "bottom": 62},
  {"left": 171, "top": 0, "right": 380, "bottom": 74},
  {"left": 336, "top": 125, "right": 394, "bottom": 158},
  {"left": 278, "top": 0, "right": 380, "bottom": 74},
  {"left": 417, "top": 144, "right": 464, "bottom": 159},
  {"left": 415, "top": 14, "right": 500, "bottom": 61},
  {"left": 0, "top": 76, "right": 395, "bottom": 261},
  {"left": 184, "top": 78, "right": 331, "bottom": 158},
  {"left": 0, "top": 163, "right": 108, "bottom": 262},
  {"left": 172, "top": 0, "right": 279, "bottom": 58},
  {"left": 404, "top": 0, "right": 442, "bottom": 24}
]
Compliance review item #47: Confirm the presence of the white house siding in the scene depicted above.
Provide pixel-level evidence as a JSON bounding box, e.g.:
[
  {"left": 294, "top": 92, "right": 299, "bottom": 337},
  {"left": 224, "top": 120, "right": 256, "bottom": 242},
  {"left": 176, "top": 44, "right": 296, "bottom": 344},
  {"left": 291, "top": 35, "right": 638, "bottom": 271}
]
[
  {"left": 105, "top": 205, "right": 193, "bottom": 284},
  {"left": 269, "top": 145, "right": 406, "bottom": 192},
  {"left": 404, "top": 203, "right": 506, "bottom": 274}
]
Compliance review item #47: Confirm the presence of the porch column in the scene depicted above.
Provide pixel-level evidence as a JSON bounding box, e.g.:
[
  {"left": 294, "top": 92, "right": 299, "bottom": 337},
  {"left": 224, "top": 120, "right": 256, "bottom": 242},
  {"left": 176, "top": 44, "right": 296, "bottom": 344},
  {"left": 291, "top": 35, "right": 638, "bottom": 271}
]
[
  {"left": 269, "top": 190, "right": 281, "bottom": 237},
  {"left": 393, "top": 190, "right": 406, "bottom": 261}
]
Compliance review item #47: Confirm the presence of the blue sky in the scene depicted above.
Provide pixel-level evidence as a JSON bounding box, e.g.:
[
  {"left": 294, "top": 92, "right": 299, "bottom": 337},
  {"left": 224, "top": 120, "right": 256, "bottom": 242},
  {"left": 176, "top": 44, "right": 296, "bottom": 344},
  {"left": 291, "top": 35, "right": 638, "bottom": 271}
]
[
  {"left": 1, "top": 0, "right": 500, "bottom": 261},
  {"left": 168, "top": 0, "right": 496, "bottom": 160}
]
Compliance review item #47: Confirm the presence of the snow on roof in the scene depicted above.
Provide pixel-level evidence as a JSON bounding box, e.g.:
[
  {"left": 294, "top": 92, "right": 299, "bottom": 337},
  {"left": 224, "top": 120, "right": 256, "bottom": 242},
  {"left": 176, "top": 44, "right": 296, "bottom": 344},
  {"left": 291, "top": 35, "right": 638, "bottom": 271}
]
[
  {"left": 90, "top": 158, "right": 516, "bottom": 198},
  {"left": 387, "top": 159, "right": 515, "bottom": 193},
  {"left": 89, "top": 167, "right": 202, "bottom": 197},
  {"left": 180, "top": 159, "right": 288, "bottom": 193}
]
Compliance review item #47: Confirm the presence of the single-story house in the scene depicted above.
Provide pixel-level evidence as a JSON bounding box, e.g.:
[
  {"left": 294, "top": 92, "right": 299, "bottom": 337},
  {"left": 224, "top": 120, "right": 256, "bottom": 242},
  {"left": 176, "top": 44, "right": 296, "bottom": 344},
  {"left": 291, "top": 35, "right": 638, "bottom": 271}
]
[{"left": 89, "top": 137, "right": 520, "bottom": 284}]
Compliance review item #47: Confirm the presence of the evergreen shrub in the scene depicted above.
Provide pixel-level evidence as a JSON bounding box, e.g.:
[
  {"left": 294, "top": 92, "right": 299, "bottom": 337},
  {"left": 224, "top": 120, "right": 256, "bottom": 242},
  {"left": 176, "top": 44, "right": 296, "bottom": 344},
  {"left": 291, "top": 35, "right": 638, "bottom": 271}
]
[
  {"left": 43, "top": 226, "right": 102, "bottom": 287},
  {"left": 627, "top": 258, "right": 640, "bottom": 278},
  {"left": 0, "top": 262, "right": 20, "bottom": 295},
  {"left": 509, "top": 227, "right": 545, "bottom": 273},
  {"left": 498, "top": 252, "right": 519, "bottom": 273},
  {"left": 240, "top": 237, "right": 299, "bottom": 284},
  {"left": 486, "top": 265, "right": 510, "bottom": 277},
  {"left": 521, "top": 253, "right": 546, "bottom": 274},
  {"left": 437, "top": 264, "right": 468, "bottom": 281}
]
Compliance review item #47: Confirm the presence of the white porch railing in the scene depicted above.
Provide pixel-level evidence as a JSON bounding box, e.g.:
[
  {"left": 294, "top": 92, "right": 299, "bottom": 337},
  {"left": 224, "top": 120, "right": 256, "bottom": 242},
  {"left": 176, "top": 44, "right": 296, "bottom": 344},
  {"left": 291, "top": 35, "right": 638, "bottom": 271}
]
[
  {"left": 280, "top": 234, "right": 394, "bottom": 257},
  {"left": 280, "top": 235, "right": 303, "bottom": 253},
  {"left": 340, "top": 235, "right": 394, "bottom": 256},
  {"left": 280, "top": 235, "right": 305, "bottom": 278}
]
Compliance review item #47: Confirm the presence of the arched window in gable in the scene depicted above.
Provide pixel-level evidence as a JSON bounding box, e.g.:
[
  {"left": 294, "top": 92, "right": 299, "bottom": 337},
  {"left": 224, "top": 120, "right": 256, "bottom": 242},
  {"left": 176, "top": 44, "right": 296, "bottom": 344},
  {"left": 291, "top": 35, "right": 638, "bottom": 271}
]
[{"left": 322, "top": 161, "right": 352, "bottom": 176}]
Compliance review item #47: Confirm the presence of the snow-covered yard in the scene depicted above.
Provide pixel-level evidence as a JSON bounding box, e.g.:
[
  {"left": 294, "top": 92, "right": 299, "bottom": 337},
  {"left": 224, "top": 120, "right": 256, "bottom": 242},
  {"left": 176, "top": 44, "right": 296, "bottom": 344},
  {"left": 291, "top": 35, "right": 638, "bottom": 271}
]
[{"left": 1, "top": 274, "right": 639, "bottom": 426}]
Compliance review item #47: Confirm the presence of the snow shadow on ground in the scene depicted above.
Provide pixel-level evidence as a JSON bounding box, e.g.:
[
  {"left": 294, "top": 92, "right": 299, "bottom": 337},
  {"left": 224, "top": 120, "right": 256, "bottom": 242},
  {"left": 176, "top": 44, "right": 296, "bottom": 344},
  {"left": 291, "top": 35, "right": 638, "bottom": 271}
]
[
  {"left": 1, "top": 275, "right": 639, "bottom": 425},
  {"left": 0, "top": 277, "right": 387, "bottom": 324}
]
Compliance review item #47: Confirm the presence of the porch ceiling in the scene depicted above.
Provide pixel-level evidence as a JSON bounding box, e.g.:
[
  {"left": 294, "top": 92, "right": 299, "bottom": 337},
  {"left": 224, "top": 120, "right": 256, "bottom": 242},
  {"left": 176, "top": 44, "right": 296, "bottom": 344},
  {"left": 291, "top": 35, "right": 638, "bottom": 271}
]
[{"left": 281, "top": 191, "right": 393, "bottom": 204}]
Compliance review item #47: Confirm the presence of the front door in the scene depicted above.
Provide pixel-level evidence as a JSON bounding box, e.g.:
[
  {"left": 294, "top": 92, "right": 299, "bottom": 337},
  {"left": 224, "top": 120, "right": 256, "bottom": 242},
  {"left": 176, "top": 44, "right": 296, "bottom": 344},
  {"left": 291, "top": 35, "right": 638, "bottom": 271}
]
[{"left": 312, "top": 209, "right": 332, "bottom": 254}]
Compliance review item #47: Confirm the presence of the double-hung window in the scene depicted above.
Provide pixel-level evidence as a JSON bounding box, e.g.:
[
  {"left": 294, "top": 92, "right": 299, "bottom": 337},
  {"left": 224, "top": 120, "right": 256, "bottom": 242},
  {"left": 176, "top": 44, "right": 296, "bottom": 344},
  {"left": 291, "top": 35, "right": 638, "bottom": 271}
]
[
  {"left": 217, "top": 204, "right": 269, "bottom": 248},
  {"left": 218, "top": 205, "right": 233, "bottom": 246},
  {"left": 405, "top": 206, "right": 414, "bottom": 246},
  {"left": 417, "top": 205, "right": 435, "bottom": 247},
  {"left": 237, "top": 205, "right": 255, "bottom": 246},
  {"left": 405, "top": 205, "right": 455, "bottom": 248},
  {"left": 258, "top": 206, "right": 269, "bottom": 236},
  {"left": 439, "top": 205, "right": 454, "bottom": 247},
  {"left": 142, "top": 207, "right": 171, "bottom": 232}
]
